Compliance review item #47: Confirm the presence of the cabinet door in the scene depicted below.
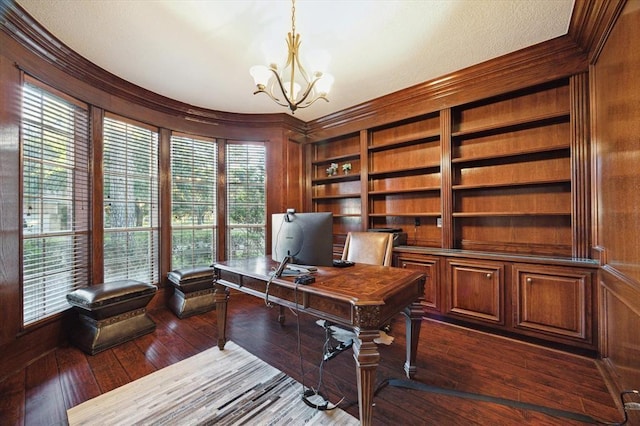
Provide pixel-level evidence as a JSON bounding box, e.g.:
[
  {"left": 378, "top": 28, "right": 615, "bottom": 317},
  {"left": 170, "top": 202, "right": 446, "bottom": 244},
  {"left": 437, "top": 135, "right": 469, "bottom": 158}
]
[
  {"left": 513, "top": 264, "right": 592, "bottom": 343},
  {"left": 446, "top": 259, "right": 504, "bottom": 325},
  {"left": 396, "top": 254, "right": 440, "bottom": 312}
]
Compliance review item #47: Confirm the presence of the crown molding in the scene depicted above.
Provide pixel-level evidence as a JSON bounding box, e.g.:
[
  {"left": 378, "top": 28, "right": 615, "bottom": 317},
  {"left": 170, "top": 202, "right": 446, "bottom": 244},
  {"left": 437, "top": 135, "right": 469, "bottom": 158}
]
[
  {"left": 305, "top": 35, "right": 587, "bottom": 142},
  {"left": 568, "top": 0, "right": 627, "bottom": 63}
]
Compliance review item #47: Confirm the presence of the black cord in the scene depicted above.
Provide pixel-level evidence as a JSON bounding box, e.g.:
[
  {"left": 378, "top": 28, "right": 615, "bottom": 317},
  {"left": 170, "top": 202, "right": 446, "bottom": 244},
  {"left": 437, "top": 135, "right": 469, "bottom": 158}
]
[
  {"left": 294, "top": 282, "right": 306, "bottom": 392},
  {"left": 273, "top": 214, "right": 287, "bottom": 261},
  {"left": 293, "top": 282, "right": 346, "bottom": 411},
  {"left": 264, "top": 274, "right": 275, "bottom": 307},
  {"left": 273, "top": 214, "right": 301, "bottom": 264},
  {"left": 375, "top": 377, "right": 635, "bottom": 425}
]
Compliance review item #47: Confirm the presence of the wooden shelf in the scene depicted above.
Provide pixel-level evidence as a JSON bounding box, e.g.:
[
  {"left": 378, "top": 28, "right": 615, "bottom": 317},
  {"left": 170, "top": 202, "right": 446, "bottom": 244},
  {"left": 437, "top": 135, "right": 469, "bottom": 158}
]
[
  {"left": 453, "top": 212, "right": 570, "bottom": 217},
  {"left": 369, "top": 164, "right": 440, "bottom": 178},
  {"left": 452, "top": 111, "right": 570, "bottom": 139},
  {"left": 312, "top": 173, "right": 360, "bottom": 185},
  {"left": 369, "top": 213, "right": 441, "bottom": 217},
  {"left": 369, "top": 186, "right": 440, "bottom": 196},
  {"left": 452, "top": 145, "right": 570, "bottom": 164},
  {"left": 312, "top": 153, "right": 360, "bottom": 165},
  {"left": 368, "top": 133, "right": 439, "bottom": 152},
  {"left": 453, "top": 179, "right": 570, "bottom": 191},
  {"left": 312, "top": 193, "right": 361, "bottom": 200}
]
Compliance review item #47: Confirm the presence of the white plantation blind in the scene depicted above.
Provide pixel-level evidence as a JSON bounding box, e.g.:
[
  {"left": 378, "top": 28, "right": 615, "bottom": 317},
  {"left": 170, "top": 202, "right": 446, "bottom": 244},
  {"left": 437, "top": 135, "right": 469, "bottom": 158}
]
[
  {"left": 226, "top": 142, "right": 266, "bottom": 259},
  {"left": 171, "top": 134, "right": 217, "bottom": 269},
  {"left": 21, "top": 78, "right": 90, "bottom": 325},
  {"left": 103, "top": 115, "right": 159, "bottom": 284}
]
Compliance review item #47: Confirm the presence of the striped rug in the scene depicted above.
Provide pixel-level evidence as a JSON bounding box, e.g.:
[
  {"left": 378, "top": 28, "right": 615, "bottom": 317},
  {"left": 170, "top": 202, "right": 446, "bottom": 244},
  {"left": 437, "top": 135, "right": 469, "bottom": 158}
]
[{"left": 67, "top": 341, "right": 358, "bottom": 425}]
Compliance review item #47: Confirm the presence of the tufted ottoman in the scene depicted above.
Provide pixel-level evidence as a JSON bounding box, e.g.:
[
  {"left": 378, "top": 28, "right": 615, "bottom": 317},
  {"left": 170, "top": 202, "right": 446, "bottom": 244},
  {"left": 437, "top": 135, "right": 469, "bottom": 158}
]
[
  {"left": 167, "top": 266, "right": 216, "bottom": 318},
  {"left": 66, "top": 280, "right": 157, "bottom": 355}
]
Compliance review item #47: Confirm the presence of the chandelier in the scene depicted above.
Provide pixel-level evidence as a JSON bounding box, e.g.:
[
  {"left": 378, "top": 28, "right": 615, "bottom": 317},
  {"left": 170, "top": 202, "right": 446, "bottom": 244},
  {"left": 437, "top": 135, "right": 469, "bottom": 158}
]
[{"left": 250, "top": 0, "right": 334, "bottom": 114}]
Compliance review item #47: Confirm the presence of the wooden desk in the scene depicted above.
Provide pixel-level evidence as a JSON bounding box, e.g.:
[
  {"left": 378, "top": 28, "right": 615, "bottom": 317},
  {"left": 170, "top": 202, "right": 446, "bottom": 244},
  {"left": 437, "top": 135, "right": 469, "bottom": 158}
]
[{"left": 212, "top": 256, "right": 426, "bottom": 426}]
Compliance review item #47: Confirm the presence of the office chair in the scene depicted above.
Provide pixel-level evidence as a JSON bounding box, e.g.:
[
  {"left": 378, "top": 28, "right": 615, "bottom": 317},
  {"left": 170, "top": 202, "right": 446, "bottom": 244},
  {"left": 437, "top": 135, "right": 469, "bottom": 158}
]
[{"left": 341, "top": 231, "right": 394, "bottom": 267}]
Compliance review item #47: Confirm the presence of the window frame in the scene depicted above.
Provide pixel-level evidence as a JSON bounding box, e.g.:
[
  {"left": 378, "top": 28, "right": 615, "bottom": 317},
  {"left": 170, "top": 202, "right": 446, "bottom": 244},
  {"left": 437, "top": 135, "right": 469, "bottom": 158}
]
[
  {"left": 102, "top": 113, "right": 160, "bottom": 285},
  {"left": 170, "top": 132, "right": 218, "bottom": 269},
  {"left": 225, "top": 141, "right": 267, "bottom": 260},
  {"left": 20, "top": 74, "right": 91, "bottom": 327}
]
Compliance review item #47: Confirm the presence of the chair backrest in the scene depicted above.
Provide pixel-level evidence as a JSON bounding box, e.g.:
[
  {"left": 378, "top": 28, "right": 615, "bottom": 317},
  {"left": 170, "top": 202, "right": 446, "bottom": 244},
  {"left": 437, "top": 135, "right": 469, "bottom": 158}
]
[{"left": 341, "top": 232, "right": 394, "bottom": 266}]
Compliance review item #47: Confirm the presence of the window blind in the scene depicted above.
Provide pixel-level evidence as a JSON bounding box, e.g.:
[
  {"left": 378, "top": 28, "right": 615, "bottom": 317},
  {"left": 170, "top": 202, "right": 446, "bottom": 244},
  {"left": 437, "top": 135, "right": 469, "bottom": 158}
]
[
  {"left": 21, "top": 79, "right": 90, "bottom": 326},
  {"left": 226, "top": 143, "right": 266, "bottom": 259},
  {"left": 103, "top": 116, "right": 159, "bottom": 284},
  {"left": 171, "top": 134, "right": 217, "bottom": 269}
]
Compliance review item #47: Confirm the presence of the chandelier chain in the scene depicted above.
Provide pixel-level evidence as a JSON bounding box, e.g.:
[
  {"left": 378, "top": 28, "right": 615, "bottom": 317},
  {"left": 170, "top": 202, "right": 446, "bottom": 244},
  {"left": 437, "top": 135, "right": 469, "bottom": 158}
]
[{"left": 291, "top": 0, "right": 296, "bottom": 35}]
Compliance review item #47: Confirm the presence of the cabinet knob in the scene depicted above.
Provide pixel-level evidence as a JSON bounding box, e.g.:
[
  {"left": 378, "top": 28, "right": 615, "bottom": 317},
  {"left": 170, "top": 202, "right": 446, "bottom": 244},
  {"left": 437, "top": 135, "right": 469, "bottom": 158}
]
[
  {"left": 526, "top": 277, "right": 532, "bottom": 284},
  {"left": 486, "top": 273, "right": 492, "bottom": 278}
]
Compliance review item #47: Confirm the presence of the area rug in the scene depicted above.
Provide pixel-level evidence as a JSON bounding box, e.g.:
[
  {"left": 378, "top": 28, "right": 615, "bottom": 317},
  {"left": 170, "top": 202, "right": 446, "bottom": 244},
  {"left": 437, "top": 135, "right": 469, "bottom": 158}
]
[{"left": 67, "top": 341, "right": 358, "bottom": 425}]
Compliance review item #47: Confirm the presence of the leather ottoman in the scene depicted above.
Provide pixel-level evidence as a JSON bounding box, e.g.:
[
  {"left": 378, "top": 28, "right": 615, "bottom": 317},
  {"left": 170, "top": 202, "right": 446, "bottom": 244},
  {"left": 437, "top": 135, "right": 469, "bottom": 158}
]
[
  {"left": 66, "top": 280, "right": 157, "bottom": 355},
  {"left": 167, "top": 266, "right": 216, "bottom": 318}
]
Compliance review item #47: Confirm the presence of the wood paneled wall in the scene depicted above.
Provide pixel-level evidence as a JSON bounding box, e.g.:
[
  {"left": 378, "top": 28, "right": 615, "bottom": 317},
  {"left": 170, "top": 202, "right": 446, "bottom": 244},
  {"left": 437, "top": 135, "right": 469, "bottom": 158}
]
[{"left": 590, "top": 0, "right": 640, "bottom": 396}]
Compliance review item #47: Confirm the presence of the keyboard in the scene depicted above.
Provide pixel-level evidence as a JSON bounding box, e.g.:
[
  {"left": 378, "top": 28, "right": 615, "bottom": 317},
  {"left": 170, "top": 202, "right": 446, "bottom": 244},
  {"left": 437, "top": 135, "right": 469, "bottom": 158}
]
[{"left": 285, "top": 263, "right": 318, "bottom": 273}]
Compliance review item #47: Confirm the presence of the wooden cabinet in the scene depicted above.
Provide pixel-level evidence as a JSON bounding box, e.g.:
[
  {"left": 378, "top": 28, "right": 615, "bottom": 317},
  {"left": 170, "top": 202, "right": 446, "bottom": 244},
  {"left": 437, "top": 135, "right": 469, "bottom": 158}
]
[
  {"left": 446, "top": 259, "right": 505, "bottom": 325},
  {"left": 395, "top": 253, "right": 441, "bottom": 313},
  {"left": 393, "top": 248, "right": 598, "bottom": 350},
  {"left": 512, "top": 263, "right": 593, "bottom": 345}
]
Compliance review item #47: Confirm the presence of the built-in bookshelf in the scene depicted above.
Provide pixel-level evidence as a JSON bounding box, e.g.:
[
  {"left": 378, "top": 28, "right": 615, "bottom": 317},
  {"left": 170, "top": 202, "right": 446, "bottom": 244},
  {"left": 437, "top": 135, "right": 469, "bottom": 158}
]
[
  {"left": 450, "top": 78, "right": 572, "bottom": 256},
  {"left": 310, "top": 133, "right": 362, "bottom": 242},
  {"left": 308, "top": 78, "right": 576, "bottom": 258},
  {"left": 367, "top": 113, "right": 442, "bottom": 246}
]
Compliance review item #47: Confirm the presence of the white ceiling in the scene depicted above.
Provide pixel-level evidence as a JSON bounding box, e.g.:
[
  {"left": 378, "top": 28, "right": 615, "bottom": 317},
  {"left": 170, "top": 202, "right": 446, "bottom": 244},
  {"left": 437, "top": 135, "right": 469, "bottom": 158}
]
[{"left": 16, "top": 0, "right": 575, "bottom": 122}]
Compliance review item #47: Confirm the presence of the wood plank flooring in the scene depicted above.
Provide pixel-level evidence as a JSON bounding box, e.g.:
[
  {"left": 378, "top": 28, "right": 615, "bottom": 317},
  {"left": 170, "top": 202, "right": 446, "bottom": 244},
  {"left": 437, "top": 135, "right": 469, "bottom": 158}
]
[{"left": 0, "top": 293, "right": 625, "bottom": 425}]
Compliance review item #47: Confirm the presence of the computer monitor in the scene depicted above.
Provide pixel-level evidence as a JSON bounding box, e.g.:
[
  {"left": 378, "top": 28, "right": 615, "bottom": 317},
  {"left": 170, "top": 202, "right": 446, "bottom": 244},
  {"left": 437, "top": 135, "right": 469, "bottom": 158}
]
[{"left": 271, "top": 211, "right": 333, "bottom": 267}]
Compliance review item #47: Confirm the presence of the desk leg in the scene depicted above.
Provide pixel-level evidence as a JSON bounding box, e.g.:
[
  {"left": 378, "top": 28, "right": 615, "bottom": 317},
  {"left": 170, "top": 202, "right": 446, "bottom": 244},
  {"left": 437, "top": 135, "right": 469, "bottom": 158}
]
[
  {"left": 353, "top": 328, "right": 380, "bottom": 426},
  {"left": 402, "top": 301, "right": 423, "bottom": 379},
  {"left": 213, "top": 283, "right": 229, "bottom": 350}
]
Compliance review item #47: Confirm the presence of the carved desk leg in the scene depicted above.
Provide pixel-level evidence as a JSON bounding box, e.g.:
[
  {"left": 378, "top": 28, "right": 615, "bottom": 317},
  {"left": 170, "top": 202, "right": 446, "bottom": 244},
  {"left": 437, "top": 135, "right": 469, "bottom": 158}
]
[
  {"left": 402, "top": 301, "right": 423, "bottom": 378},
  {"left": 353, "top": 328, "right": 380, "bottom": 426},
  {"left": 213, "top": 282, "right": 229, "bottom": 350}
]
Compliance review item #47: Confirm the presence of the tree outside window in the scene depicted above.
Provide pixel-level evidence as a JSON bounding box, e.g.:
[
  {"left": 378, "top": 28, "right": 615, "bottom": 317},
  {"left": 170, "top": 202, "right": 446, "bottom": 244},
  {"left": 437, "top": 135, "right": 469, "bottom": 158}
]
[
  {"left": 171, "top": 134, "right": 217, "bottom": 269},
  {"left": 226, "top": 143, "right": 266, "bottom": 259}
]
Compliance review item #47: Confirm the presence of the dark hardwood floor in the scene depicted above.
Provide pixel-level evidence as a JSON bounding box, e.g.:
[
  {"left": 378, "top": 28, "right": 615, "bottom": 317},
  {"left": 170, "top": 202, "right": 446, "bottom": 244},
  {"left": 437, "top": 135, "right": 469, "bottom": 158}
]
[{"left": 0, "top": 293, "right": 625, "bottom": 425}]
